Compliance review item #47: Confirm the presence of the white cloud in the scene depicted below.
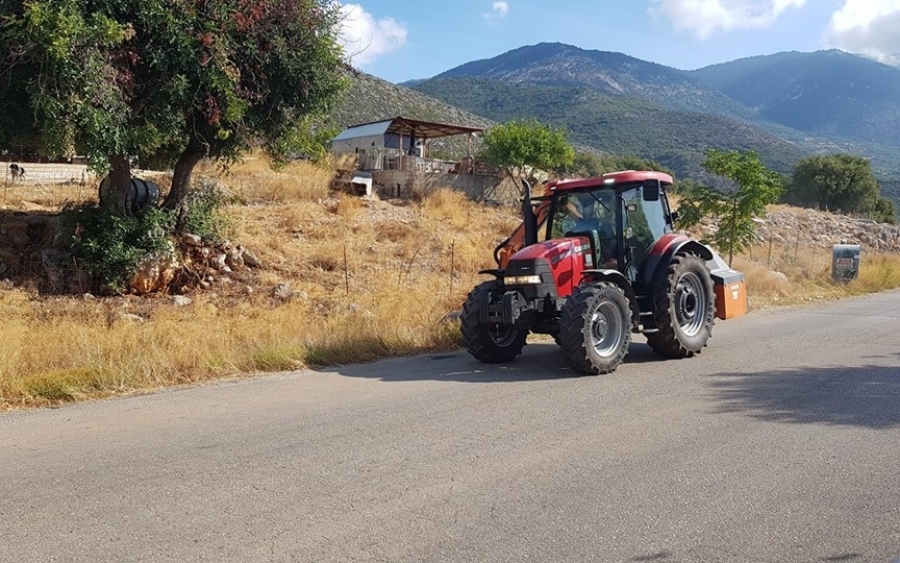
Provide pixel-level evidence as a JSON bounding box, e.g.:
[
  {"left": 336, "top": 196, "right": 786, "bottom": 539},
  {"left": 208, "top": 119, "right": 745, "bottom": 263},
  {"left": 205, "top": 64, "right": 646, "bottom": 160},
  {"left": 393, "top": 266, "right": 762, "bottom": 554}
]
[
  {"left": 650, "top": 0, "right": 806, "bottom": 39},
  {"left": 483, "top": 1, "right": 510, "bottom": 26},
  {"left": 825, "top": 0, "right": 900, "bottom": 66},
  {"left": 337, "top": 4, "right": 408, "bottom": 67}
]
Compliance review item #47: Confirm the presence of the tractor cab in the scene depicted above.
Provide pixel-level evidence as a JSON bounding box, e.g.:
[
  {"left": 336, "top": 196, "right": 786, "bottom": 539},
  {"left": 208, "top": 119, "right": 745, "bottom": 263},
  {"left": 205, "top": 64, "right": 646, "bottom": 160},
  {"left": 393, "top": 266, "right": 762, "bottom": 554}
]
[{"left": 544, "top": 172, "right": 677, "bottom": 283}]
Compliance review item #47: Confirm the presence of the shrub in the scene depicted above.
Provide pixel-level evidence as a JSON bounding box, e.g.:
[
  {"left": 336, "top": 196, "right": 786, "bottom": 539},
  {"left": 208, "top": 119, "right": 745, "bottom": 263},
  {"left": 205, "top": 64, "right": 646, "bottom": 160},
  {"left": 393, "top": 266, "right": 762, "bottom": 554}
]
[
  {"left": 61, "top": 204, "right": 175, "bottom": 293},
  {"left": 178, "top": 178, "right": 232, "bottom": 242}
]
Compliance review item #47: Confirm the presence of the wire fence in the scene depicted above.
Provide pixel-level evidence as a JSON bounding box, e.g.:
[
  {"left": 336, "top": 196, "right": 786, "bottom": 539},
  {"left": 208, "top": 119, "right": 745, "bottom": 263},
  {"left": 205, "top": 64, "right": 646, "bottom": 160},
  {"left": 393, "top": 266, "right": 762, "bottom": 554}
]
[{"left": 3, "top": 162, "right": 97, "bottom": 186}]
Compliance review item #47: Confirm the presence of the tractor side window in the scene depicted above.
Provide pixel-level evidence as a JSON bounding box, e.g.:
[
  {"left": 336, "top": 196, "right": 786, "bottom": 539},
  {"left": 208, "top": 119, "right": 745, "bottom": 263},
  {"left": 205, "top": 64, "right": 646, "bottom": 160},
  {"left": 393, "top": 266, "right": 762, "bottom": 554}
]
[{"left": 622, "top": 187, "right": 667, "bottom": 267}]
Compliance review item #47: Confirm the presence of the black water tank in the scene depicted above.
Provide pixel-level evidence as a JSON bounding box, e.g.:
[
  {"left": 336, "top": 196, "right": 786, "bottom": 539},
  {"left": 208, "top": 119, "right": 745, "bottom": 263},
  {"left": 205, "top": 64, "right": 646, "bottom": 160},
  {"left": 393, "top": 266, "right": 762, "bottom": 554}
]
[{"left": 99, "top": 176, "right": 160, "bottom": 213}]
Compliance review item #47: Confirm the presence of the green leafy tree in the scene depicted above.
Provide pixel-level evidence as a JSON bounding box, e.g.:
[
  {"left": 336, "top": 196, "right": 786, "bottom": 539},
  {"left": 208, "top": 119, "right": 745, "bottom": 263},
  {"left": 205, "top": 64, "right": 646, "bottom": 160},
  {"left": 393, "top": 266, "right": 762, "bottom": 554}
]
[
  {"left": 788, "top": 154, "right": 882, "bottom": 216},
  {"left": 0, "top": 0, "right": 347, "bottom": 214},
  {"left": 481, "top": 118, "right": 575, "bottom": 183},
  {"left": 677, "top": 150, "right": 783, "bottom": 266}
]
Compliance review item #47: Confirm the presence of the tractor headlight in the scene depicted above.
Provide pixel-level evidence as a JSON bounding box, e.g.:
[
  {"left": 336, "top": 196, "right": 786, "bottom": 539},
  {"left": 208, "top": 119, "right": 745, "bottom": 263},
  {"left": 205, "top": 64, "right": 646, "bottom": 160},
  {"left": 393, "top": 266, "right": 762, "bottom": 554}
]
[{"left": 505, "top": 275, "right": 542, "bottom": 285}]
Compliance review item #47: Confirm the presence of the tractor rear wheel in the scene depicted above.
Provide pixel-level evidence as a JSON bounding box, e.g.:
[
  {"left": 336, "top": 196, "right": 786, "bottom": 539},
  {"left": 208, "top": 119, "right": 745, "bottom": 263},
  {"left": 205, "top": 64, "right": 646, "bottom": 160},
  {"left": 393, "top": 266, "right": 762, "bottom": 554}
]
[
  {"left": 646, "top": 253, "right": 715, "bottom": 358},
  {"left": 461, "top": 282, "right": 528, "bottom": 363},
  {"left": 558, "top": 282, "right": 632, "bottom": 375}
]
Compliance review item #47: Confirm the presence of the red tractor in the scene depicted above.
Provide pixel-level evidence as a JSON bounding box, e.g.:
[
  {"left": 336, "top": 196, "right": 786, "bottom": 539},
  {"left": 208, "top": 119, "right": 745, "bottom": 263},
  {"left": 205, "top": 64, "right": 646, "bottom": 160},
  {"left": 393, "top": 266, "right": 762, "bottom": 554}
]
[{"left": 461, "top": 171, "right": 744, "bottom": 374}]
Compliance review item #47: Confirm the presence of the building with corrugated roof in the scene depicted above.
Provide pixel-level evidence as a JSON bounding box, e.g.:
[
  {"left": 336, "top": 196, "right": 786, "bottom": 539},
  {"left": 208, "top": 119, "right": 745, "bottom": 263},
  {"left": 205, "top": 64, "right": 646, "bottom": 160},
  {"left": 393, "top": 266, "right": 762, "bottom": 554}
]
[{"left": 331, "top": 117, "right": 483, "bottom": 173}]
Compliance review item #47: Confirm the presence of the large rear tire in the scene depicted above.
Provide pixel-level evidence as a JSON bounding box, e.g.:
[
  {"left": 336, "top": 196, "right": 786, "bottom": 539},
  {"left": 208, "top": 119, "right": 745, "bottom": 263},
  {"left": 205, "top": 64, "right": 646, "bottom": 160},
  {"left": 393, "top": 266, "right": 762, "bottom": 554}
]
[
  {"left": 646, "top": 253, "right": 715, "bottom": 358},
  {"left": 461, "top": 282, "right": 528, "bottom": 363},
  {"left": 558, "top": 282, "right": 632, "bottom": 375}
]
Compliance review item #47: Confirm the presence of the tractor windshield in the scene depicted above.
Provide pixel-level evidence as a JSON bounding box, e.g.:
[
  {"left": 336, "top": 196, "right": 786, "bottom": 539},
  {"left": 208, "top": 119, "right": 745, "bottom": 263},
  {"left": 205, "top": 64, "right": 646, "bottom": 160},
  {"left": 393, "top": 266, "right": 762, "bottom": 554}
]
[
  {"left": 549, "top": 188, "right": 616, "bottom": 239},
  {"left": 548, "top": 187, "right": 619, "bottom": 267}
]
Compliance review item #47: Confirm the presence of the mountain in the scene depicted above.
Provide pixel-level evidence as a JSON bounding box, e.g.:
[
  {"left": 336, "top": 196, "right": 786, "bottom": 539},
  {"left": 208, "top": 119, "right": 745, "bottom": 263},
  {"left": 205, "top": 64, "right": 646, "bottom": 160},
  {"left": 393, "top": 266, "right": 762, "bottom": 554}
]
[
  {"left": 430, "top": 42, "right": 759, "bottom": 121},
  {"left": 412, "top": 77, "right": 807, "bottom": 177},
  {"left": 412, "top": 42, "right": 900, "bottom": 179},
  {"left": 329, "top": 67, "right": 806, "bottom": 179},
  {"left": 691, "top": 50, "right": 900, "bottom": 150}
]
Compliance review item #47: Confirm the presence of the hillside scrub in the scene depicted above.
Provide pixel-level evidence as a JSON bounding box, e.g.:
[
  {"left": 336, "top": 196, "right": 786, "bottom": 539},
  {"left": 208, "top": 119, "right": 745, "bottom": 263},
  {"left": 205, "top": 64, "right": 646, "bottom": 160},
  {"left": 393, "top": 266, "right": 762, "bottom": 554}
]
[{"left": 2, "top": 160, "right": 900, "bottom": 410}]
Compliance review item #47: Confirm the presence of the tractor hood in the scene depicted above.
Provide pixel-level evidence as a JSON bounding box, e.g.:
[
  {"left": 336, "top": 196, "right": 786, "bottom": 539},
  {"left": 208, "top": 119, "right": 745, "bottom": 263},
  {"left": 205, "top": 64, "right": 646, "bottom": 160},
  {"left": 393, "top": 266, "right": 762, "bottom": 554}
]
[
  {"left": 510, "top": 238, "right": 589, "bottom": 265},
  {"left": 506, "top": 237, "right": 592, "bottom": 298}
]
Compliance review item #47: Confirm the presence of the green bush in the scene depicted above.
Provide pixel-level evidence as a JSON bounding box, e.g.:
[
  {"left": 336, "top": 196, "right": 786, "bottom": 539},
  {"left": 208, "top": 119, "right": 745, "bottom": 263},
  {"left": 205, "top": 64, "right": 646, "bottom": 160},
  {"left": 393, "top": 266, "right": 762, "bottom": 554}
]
[
  {"left": 61, "top": 204, "right": 175, "bottom": 293},
  {"left": 178, "top": 178, "right": 232, "bottom": 242}
]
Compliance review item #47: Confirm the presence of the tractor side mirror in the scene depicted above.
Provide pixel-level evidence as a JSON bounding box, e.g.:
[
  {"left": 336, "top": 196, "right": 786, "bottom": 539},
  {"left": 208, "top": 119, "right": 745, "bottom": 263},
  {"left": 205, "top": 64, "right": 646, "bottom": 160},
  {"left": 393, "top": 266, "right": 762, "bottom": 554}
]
[
  {"left": 642, "top": 180, "right": 660, "bottom": 201},
  {"left": 670, "top": 210, "right": 680, "bottom": 224}
]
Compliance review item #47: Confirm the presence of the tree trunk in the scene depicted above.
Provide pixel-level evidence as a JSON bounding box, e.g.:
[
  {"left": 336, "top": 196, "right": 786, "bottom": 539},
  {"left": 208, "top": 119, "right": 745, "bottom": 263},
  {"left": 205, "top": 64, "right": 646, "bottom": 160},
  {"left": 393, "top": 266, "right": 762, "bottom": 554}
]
[
  {"left": 163, "top": 142, "right": 204, "bottom": 211},
  {"left": 106, "top": 155, "right": 132, "bottom": 215}
]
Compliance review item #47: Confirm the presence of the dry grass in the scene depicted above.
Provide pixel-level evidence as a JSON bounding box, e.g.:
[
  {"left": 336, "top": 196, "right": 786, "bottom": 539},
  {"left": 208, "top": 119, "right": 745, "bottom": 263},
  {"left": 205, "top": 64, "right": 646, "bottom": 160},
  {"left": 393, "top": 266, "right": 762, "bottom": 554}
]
[
  {"left": 735, "top": 243, "right": 900, "bottom": 309},
  {"left": 196, "top": 154, "right": 355, "bottom": 204},
  {"left": 0, "top": 161, "right": 519, "bottom": 409},
  {"left": 1, "top": 180, "right": 99, "bottom": 210},
  {"left": 1, "top": 160, "right": 899, "bottom": 410}
]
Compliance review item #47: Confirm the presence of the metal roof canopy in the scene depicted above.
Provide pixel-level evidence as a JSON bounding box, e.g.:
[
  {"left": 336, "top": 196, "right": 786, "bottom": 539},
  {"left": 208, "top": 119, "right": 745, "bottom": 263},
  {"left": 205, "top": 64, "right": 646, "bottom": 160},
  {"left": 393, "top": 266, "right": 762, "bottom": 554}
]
[{"left": 333, "top": 117, "right": 483, "bottom": 142}]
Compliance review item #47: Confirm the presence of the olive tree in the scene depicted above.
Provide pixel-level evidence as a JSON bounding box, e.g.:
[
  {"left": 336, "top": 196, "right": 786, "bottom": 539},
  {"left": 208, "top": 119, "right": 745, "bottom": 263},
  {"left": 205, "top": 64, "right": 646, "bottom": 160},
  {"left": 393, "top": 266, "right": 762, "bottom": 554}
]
[
  {"left": 481, "top": 118, "right": 575, "bottom": 184},
  {"left": 0, "top": 0, "right": 347, "bottom": 214}
]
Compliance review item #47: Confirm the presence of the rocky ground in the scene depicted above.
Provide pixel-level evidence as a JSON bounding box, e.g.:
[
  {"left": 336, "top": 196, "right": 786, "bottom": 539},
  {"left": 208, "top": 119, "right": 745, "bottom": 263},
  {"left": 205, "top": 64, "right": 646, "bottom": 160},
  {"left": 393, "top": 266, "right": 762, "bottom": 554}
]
[{"left": 695, "top": 205, "right": 900, "bottom": 253}]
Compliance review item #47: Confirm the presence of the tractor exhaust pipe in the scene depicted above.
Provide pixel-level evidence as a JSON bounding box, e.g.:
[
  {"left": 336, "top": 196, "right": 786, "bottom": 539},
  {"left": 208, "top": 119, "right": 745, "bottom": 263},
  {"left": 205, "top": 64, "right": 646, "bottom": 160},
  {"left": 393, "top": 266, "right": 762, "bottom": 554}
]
[{"left": 521, "top": 178, "right": 538, "bottom": 247}]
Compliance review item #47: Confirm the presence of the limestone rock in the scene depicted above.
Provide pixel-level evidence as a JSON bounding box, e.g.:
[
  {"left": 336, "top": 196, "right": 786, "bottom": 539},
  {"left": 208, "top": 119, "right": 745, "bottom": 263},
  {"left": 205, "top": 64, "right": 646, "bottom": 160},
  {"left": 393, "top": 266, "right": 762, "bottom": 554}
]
[
  {"left": 242, "top": 249, "right": 261, "bottom": 268},
  {"left": 129, "top": 252, "right": 179, "bottom": 294}
]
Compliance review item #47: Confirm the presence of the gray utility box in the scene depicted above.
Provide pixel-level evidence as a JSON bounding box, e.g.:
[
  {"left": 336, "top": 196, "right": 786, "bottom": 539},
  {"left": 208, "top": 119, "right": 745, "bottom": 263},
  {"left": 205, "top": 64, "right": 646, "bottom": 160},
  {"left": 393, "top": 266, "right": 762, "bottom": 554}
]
[{"left": 832, "top": 244, "right": 861, "bottom": 283}]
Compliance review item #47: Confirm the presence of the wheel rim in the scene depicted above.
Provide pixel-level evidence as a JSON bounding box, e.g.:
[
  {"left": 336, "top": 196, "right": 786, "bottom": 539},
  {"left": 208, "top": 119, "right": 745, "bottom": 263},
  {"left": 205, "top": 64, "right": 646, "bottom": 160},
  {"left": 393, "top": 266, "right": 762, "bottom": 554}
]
[
  {"left": 674, "top": 272, "right": 707, "bottom": 337},
  {"left": 590, "top": 300, "right": 625, "bottom": 358},
  {"left": 488, "top": 324, "right": 518, "bottom": 348}
]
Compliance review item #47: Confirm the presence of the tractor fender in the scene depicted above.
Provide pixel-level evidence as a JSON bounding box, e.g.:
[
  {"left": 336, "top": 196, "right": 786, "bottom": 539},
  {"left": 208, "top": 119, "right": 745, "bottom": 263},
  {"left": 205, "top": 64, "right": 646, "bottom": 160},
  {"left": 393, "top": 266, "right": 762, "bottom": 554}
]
[
  {"left": 642, "top": 234, "right": 713, "bottom": 296},
  {"left": 581, "top": 268, "right": 641, "bottom": 329}
]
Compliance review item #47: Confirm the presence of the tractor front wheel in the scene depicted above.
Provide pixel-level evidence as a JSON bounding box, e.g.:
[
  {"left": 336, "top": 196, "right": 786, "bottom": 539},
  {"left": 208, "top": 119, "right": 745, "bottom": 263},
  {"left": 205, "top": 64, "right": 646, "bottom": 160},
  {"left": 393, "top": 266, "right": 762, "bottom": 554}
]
[
  {"left": 558, "top": 282, "right": 632, "bottom": 375},
  {"left": 646, "top": 253, "right": 715, "bottom": 358},
  {"left": 461, "top": 282, "right": 528, "bottom": 363}
]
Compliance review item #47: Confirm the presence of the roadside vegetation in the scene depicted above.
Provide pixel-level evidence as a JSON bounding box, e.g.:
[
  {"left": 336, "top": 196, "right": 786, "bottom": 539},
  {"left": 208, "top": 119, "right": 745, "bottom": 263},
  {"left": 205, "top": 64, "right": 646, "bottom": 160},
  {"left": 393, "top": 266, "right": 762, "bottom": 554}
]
[
  {"left": 2, "top": 157, "right": 900, "bottom": 410},
  {"left": 0, "top": 158, "right": 518, "bottom": 409}
]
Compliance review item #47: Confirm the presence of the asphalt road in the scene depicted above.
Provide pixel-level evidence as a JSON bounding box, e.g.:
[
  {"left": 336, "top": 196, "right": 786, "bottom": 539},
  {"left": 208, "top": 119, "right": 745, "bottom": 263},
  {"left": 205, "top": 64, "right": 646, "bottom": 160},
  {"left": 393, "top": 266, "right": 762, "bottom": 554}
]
[{"left": 2, "top": 291, "right": 899, "bottom": 563}]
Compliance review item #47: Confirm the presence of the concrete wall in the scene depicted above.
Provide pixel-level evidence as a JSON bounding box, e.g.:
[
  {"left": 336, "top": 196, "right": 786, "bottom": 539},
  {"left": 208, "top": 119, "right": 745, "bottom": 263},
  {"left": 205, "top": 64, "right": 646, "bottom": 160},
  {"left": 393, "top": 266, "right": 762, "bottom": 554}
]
[{"left": 373, "top": 171, "right": 521, "bottom": 204}]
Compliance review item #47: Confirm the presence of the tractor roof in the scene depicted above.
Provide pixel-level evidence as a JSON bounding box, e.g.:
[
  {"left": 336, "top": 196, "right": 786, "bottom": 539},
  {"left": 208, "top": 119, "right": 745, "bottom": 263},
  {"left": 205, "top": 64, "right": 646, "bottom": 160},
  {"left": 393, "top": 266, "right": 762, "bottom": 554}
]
[{"left": 547, "top": 170, "right": 674, "bottom": 192}]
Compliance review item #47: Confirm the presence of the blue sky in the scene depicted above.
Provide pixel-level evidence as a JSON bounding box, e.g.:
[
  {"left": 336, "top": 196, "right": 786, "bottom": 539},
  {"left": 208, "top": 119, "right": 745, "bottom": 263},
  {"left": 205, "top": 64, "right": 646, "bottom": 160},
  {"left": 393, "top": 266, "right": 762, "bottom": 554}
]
[{"left": 337, "top": 0, "right": 900, "bottom": 83}]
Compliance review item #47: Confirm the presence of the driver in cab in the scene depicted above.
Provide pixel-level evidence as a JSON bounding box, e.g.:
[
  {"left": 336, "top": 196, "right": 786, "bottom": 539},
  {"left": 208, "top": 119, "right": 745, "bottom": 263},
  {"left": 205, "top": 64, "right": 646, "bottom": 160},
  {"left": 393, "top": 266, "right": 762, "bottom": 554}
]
[{"left": 558, "top": 192, "right": 617, "bottom": 268}]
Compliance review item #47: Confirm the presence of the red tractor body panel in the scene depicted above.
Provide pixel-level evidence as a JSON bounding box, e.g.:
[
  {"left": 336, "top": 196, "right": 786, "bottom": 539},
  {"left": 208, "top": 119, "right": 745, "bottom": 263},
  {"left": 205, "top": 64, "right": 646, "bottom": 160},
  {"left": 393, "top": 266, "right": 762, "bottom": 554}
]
[{"left": 508, "top": 237, "right": 590, "bottom": 298}]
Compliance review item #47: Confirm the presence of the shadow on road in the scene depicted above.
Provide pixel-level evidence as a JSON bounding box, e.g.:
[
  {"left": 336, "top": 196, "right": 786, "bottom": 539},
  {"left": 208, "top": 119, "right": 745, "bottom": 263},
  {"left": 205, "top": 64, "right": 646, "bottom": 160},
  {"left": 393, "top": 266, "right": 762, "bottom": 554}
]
[
  {"left": 333, "top": 341, "right": 666, "bottom": 384},
  {"left": 707, "top": 364, "right": 900, "bottom": 429}
]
